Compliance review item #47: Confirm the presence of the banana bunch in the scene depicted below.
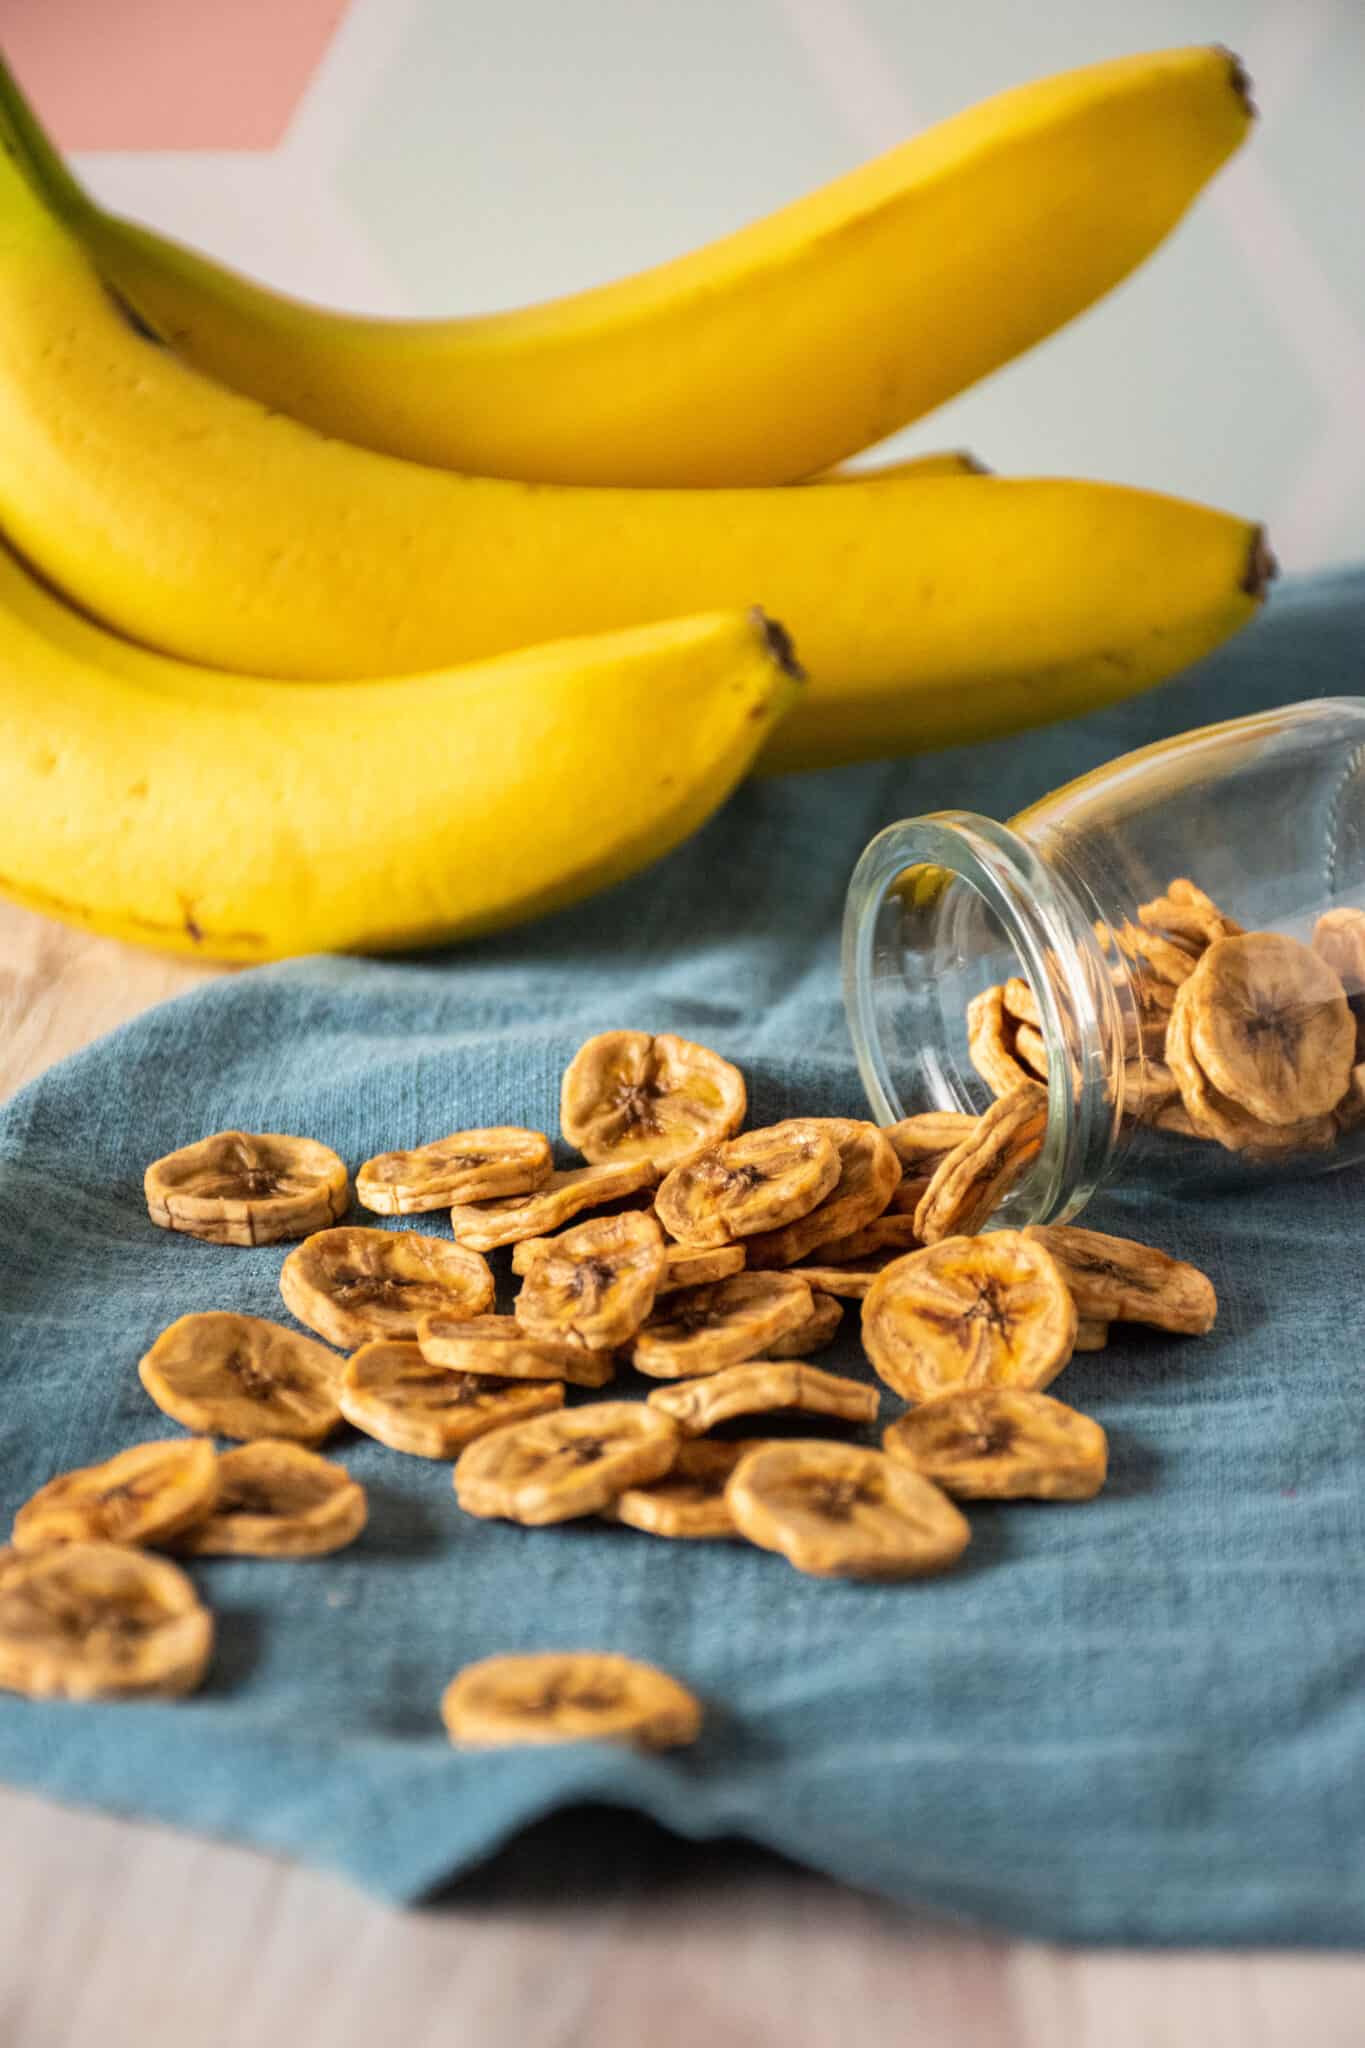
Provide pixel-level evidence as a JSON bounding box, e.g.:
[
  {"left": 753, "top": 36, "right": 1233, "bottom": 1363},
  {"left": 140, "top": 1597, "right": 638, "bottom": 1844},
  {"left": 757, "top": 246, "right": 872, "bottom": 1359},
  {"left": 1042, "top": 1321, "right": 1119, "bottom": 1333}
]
[{"left": 0, "top": 45, "right": 1268, "bottom": 959}]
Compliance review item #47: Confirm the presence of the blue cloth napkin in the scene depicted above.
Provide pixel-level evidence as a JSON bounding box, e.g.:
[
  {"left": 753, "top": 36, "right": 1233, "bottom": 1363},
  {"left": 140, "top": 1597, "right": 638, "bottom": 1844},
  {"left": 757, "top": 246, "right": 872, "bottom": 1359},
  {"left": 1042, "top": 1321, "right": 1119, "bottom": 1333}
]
[{"left": 2, "top": 568, "right": 1363, "bottom": 1946}]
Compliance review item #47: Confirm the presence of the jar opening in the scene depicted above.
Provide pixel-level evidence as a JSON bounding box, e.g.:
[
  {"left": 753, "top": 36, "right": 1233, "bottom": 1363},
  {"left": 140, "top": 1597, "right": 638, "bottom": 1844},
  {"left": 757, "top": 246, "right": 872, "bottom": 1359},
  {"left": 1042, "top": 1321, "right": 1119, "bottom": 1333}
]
[{"left": 842, "top": 811, "right": 1130, "bottom": 1225}]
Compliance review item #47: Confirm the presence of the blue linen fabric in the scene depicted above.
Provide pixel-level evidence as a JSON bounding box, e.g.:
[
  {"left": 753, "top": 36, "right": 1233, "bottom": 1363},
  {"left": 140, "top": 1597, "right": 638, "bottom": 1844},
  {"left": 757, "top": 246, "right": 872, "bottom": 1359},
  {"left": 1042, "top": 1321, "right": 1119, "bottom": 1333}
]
[{"left": 1, "top": 568, "right": 1363, "bottom": 1947}]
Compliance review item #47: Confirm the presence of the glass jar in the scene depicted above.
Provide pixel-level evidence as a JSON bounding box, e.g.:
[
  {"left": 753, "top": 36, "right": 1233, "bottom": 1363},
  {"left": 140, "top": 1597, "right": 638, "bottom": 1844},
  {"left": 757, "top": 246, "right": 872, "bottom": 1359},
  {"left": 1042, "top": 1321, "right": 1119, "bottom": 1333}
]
[{"left": 842, "top": 697, "right": 1365, "bottom": 1225}]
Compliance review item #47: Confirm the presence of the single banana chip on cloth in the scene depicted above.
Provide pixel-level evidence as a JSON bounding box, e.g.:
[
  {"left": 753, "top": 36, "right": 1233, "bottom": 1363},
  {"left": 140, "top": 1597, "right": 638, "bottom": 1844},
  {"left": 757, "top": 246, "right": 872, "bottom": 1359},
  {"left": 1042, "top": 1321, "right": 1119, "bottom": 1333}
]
[
  {"left": 279, "top": 1226, "right": 493, "bottom": 1347},
  {"left": 602, "top": 1438, "right": 769, "bottom": 1539},
  {"left": 1166, "top": 980, "right": 1338, "bottom": 1156},
  {"left": 782, "top": 1263, "right": 896, "bottom": 1299},
  {"left": 144, "top": 1130, "right": 348, "bottom": 1245},
  {"left": 883, "top": 1387, "right": 1108, "bottom": 1500},
  {"left": 802, "top": 1212, "right": 922, "bottom": 1266},
  {"left": 913, "top": 1084, "right": 1047, "bottom": 1243},
  {"left": 1073, "top": 1318, "right": 1110, "bottom": 1352},
  {"left": 12, "top": 1438, "right": 219, "bottom": 1554},
  {"left": 449, "top": 1160, "right": 657, "bottom": 1250},
  {"left": 883, "top": 1111, "right": 980, "bottom": 1172},
  {"left": 1185, "top": 932, "right": 1354, "bottom": 1126},
  {"left": 139, "top": 1311, "right": 345, "bottom": 1444},
  {"left": 173, "top": 1441, "right": 367, "bottom": 1558},
  {"left": 454, "top": 1401, "right": 680, "bottom": 1524},
  {"left": 862, "top": 1230, "right": 1077, "bottom": 1404},
  {"left": 646, "top": 1359, "right": 879, "bottom": 1437},
  {"left": 744, "top": 1118, "right": 901, "bottom": 1267},
  {"left": 631, "top": 1272, "right": 814, "bottom": 1378},
  {"left": 441, "top": 1650, "right": 702, "bottom": 1750},
  {"left": 726, "top": 1441, "right": 969, "bottom": 1580},
  {"left": 0, "top": 1541, "right": 213, "bottom": 1700},
  {"left": 560, "top": 1030, "right": 746, "bottom": 1172},
  {"left": 356, "top": 1127, "right": 551, "bottom": 1215},
  {"left": 656, "top": 1241, "right": 748, "bottom": 1294},
  {"left": 417, "top": 1313, "right": 614, "bottom": 1386},
  {"left": 654, "top": 1122, "right": 840, "bottom": 1247},
  {"left": 1022, "top": 1223, "right": 1217, "bottom": 1335},
  {"left": 340, "top": 1340, "right": 564, "bottom": 1458},
  {"left": 966, "top": 985, "right": 1038, "bottom": 1100},
  {"left": 760, "top": 1290, "right": 844, "bottom": 1357},
  {"left": 513, "top": 1210, "right": 664, "bottom": 1351}
]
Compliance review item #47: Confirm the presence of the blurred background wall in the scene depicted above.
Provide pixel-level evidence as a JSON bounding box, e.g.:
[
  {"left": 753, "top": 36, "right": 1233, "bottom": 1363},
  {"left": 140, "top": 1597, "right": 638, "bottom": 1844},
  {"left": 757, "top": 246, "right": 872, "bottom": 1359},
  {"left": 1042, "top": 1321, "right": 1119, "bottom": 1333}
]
[{"left": 3, "top": 0, "right": 1361, "bottom": 573}]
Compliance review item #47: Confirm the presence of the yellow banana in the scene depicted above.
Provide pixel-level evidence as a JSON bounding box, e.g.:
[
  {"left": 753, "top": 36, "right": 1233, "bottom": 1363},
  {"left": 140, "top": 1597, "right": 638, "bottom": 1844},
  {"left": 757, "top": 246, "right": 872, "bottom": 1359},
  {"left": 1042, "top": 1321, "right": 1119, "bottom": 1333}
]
[
  {"left": 0, "top": 554, "right": 798, "bottom": 960},
  {"left": 0, "top": 144, "right": 1269, "bottom": 774},
  {"left": 0, "top": 46, "right": 1251, "bottom": 485}
]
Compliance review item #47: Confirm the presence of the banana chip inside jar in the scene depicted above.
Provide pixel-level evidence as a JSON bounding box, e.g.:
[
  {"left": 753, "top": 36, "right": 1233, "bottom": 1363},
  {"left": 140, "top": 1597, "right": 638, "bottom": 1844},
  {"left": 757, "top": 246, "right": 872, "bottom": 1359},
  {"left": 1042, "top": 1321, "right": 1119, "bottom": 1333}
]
[
  {"left": 442, "top": 1650, "right": 702, "bottom": 1750},
  {"left": 913, "top": 1084, "right": 1047, "bottom": 1243},
  {"left": 340, "top": 1340, "right": 565, "bottom": 1458},
  {"left": 513, "top": 1210, "right": 664, "bottom": 1351},
  {"left": 726, "top": 1441, "right": 969, "bottom": 1580},
  {"left": 883, "top": 1388, "right": 1107, "bottom": 1501},
  {"left": 417, "top": 1313, "right": 616, "bottom": 1387},
  {"left": 1022, "top": 1224, "right": 1217, "bottom": 1335},
  {"left": 139, "top": 1311, "right": 345, "bottom": 1444},
  {"left": 861, "top": 1230, "right": 1076, "bottom": 1405},
  {"left": 174, "top": 1441, "right": 367, "bottom": 1558},
  {"left": 1166, "top": 983, "right": 1337, "bottom": 1156},
  {"left": 356, "top": 1127, "right": 552, "bottom": 1215},
  {"left": 966, "top": 985, "right": 1039, "bottom": 1100},
  {"left": 560, "top": 1030, "right": 746, "bottom": 1172},
  {"left": 646, "top": 1359, "right": 879, "bottom": 1437},
  {"left": 1185, "top": 932, "right": 1354, "bottom": 1126},
  {"left": 449, "top": 1160, "right": 657, "bottom": 1250},
  {"left": 454, "top": 1401, "right": 680, "bottom": 1525},
  {"left": 0, "top": 1542, "right": 213, "bottom": 1700},
  {"left": 744, "top": 1118, "right": 901, "bottom": 1268},
  {"left": 631, "top": 1272, "right": 814, "bottom": 1378},
  {"left": 144, "top": 1130, "right": 348, "bottom": 1245},
  {"left": 12, "top": 1438, "right": 219, "bottom": 1554},
  {"left": 654, "top": 1123, "right": 840, "bottom": 1247},
  {"left": 884, "top": 1111, "right": 980, "bottom": 1174},
  {"left": 279, "top": 1226, "right": 493, "bottom": 1347}
]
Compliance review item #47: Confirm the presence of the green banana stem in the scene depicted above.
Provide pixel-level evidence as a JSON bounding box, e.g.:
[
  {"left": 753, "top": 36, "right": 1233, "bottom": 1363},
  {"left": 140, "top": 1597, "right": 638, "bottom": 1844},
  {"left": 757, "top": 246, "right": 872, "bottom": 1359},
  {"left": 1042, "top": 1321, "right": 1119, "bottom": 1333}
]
[{"left": 0, "top": 48, "right": 92, "bottom": 221}]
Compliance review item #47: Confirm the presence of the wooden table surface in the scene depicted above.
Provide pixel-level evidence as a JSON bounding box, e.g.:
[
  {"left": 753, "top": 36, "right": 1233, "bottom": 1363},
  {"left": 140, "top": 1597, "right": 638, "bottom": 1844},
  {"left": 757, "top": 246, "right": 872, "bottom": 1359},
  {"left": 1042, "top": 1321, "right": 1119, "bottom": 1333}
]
[{"left": 2, "top": 898, "right": 1361, "bottom": 2048}]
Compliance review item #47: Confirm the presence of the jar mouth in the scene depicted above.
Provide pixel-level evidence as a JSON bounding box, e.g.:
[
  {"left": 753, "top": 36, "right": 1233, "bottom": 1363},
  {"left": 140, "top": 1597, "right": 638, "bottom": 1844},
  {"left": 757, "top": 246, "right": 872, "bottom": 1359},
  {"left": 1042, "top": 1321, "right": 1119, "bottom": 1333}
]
[{"left": 842, "top": 811, "right": 1129, "bottom": 1225}]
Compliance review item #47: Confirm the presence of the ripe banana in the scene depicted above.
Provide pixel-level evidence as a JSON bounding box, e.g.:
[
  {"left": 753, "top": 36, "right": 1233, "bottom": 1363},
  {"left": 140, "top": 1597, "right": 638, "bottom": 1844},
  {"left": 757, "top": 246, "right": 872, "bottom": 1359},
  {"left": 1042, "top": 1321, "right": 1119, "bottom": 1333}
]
[
  {"left": 0, "top": 46, "right": 1251, "bottom": 486},
  {"left": 0, "top": 141, "right": 1270, "bottom": 774},
  {"left": 0, "top": 554, "right": 799, "bottom": 960}
]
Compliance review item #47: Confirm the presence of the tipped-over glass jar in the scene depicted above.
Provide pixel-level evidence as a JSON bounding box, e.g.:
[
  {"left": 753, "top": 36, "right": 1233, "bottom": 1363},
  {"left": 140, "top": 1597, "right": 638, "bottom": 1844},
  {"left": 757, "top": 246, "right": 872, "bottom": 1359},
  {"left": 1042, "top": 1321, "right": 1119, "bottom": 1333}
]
[{"left": 843, "top": 698, "right": 1365, "bottom": 1225}]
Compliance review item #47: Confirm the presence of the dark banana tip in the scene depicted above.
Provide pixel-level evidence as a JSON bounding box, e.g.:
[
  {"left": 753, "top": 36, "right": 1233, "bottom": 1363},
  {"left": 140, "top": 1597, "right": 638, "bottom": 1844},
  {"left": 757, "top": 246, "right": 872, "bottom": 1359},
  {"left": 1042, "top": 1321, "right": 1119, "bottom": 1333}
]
[
  {"left": 1216, "top": 45, "right": 1256, "bottom": 120},
  {"left": 751, "top": 608, "right": 806, "bottom": 682},
  {"left": 1242, "top": 527, "right": 1278, "bottom": 600}
]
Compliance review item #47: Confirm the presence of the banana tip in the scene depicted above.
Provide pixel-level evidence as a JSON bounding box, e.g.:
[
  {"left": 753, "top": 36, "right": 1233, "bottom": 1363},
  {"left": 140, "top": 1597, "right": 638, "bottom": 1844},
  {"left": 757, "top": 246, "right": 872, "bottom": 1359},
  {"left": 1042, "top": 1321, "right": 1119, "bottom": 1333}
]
[
  {"left": 750, "top": 607, "right": 806, "bottom": 682},
  {"left": 1243, "top": 527, "right": 1277, "bottom": 601},
  {"left": 1217, "top": 45, "right": 1256, "bottom": 121}
]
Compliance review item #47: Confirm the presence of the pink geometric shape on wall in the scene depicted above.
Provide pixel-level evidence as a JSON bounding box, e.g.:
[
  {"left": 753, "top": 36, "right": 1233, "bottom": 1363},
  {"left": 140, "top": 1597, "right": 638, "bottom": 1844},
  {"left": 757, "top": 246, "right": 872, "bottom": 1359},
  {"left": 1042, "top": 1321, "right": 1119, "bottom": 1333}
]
[{"left": 0, "top": 0, "right": 353, "bottom": 149}]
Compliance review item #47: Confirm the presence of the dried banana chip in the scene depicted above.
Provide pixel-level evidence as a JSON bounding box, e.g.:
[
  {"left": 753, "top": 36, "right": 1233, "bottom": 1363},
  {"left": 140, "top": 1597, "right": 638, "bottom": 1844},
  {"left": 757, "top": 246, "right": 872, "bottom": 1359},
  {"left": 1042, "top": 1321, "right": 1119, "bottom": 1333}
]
[
  {"left": 12, "top": 1438, "right": 220, "bottom": 1555},
  {"left": 1167, "top": 977, "right": 1338, "bottom": 1156},
  {"left": 1186, "top": 933, "right": 1354, "bottom": 1125},
  {"left": 631, "top": 1272, "right": 814, "bottom": 1379},
  {"left": 174, "top": 1441, "right": 366, "bottom": 1558},
  {"left": 449, "top": 1160, "right": 657, "bottom": 1250},
  {"left": 887, "top": 1174, "right": 932, "bottom": 1216},
  {"left": 1139, "top": 879, "right": 1242, "bottom": 950},
  {"left": 1335, "top": 1062, "right": 1365, "bottom": 1131},
  {"left": 417, "top": 1313, "right": 615, "bottom": 1387},
  {"left": 760, "top": 1291, "right": 844, "bottom": 1357},
  {"left": 603, "top": 1438, "right": 767, "bottom": 1539},
  {"left": 654, "top": 1123, "right": 840, "bottom": 1247},
  {"left": 657, "top": 1242, "right": 747, "bottom": 1293},
  {"left": 454, "top": 1401, "right": 680, "bottom": 1524},
  {"left": 1073, "top": 1318, "right": 1110, "bottom": 1352},
  {"left": 1121, "top": 1059, "right": 1178, "bottom": 1121},
  {"left": 802, "top": 1213, "right": 922, "bottom": 1265},
  {"left": 862, "top": 1230, "right": 1076, "bottom": 1404},
  {"left": 0, "top": 1542, "right": 212, "bottom": 1700},
  {"left": 1153, "top": 1099, "right": 1201, "bottom": 1140},
  {"left": 967, "top": 985, "right": 1038, "bottom": 1099},
  {"left": 340, "top": 1340, "right": 564, "bottom": 1458},
  {"left": 442, "top": 1650, "right": 701, "bottom": 1749},
  {"left": 1312, "top": 907, "right": 1365, "bottom": 992},
  {"left": 139, "top": 1311, "right": 344, "bottom": 1444},
  {"left": 884, "top": 1112, "right": 979, "bottom": 1173},
  {"left": 883, "top": 1388, "right": 1107, "bottom": 1500},
  {"left": 144, "top": 1130, "right": 348, "bottom": 1246},
  {"left": 1013, "top": 1021, "right": 1049, "bottom": 1080},
  {"left": 560, "top": 1029, "right": 746, "bottom": 1172},
  {"left": 727, "top": 1441, "right": 969, "bottom": 1580},
  {"left": 356, "top": 1127, "right": 551, "bottom": 1215},
  {"left": 647, "top": 1360, "right": 879, "bottom": 1437},
  {"left": 913, "top": 1084, "right": 1047, "bottom": 1244},
  {"left": 1022, "top": 1223, "right": 1217, "bottom": 1335},
  {"left": 1112, "top": 920, "right": 1200, "bottom": 988},
  {"left": 514, "top": 1210, "right": 664, "bottom": 1351},
  {"left": 279, "top": 1226, "right": 494, "bottom": 1347},
  {"left": 743, "top": 1119, "right": 901, "bottom": 1268},
  {"left": 1002, "top": 977, "right": 1042, "bottom": 1028},
  {"left": 783, "top": 1263, "right": 892, "bottom": 1299}
]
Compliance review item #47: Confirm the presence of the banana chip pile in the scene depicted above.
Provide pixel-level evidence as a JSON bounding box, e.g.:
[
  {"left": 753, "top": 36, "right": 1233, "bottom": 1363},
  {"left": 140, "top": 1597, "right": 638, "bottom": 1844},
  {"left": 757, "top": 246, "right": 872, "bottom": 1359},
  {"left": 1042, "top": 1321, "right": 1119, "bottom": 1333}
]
[
  {"left": 967, "top": 878, "right": 1365, "bottom": 1157},
  {"left": 3, "top": 1026, "right": 1221, "bottom": 1746}
]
